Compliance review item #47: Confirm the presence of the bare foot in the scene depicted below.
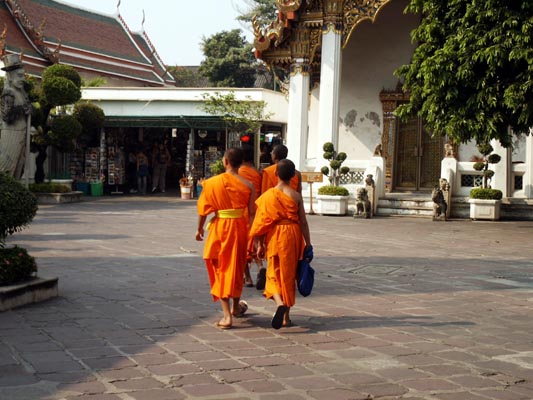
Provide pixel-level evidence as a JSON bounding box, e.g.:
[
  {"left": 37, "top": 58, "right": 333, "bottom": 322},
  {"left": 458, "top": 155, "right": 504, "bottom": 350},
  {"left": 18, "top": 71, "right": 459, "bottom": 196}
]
[{"left": 216, "top": 318, "right": 232, "bottom": 329}]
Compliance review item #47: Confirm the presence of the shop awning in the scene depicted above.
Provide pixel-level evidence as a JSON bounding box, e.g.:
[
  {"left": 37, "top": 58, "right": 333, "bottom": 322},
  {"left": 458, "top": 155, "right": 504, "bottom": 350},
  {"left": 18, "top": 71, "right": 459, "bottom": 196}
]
[{"left": 103, "top": 115, "right": 228, "bottom": 129}]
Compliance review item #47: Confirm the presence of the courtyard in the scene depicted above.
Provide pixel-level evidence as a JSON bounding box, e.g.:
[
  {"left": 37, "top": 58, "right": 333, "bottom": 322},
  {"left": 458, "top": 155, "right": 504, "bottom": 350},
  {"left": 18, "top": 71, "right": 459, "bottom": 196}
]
[{"left": 1, "top": 194, "right": 533, "bottom": 399}]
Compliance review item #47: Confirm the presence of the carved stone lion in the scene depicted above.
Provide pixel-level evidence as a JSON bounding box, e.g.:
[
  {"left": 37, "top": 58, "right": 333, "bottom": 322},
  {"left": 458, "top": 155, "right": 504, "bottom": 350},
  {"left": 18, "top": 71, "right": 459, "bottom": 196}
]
[
  {"left": 431, "top": 183, "right": 447, "bottom": 221},
  {"left": 354, "top": 187, "right": 371, "bottom": 219}
]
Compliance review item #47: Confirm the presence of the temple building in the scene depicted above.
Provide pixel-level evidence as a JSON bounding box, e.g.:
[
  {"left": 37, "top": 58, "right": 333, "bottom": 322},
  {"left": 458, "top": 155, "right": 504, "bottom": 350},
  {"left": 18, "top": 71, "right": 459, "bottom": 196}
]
[
  {"left": 0, "top": 0, "right": 174, "bottom": 86},
  {"left": 253, "top": 0, "right": 533, "bottom": 219},
  {"left": 0, "top": 0, "right": 287, "bottom": 193}
]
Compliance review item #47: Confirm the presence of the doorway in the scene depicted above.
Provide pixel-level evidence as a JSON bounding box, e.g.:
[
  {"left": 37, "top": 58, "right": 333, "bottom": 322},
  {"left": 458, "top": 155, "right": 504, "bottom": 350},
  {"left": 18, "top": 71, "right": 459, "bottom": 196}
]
[{"left": 394, "top": 117, "right": 444, "bottom": 191}]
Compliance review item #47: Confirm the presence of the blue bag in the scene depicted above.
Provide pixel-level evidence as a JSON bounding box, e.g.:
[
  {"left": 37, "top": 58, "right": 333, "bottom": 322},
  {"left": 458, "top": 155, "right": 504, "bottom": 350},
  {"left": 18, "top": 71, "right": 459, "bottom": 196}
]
[{"left": 297, "top": 245, "right": 314, "bottom": 297}]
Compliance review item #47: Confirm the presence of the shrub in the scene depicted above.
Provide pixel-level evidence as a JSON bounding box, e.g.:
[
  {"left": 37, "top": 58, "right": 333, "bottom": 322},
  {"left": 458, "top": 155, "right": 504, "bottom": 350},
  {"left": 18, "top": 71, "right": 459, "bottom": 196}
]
[
  {"left": 210, "top": 159, "right": 225, "bottom": 175},
  {"left": 321, "top": 142, "right": 350, "bottom": 186},
  {"left": 318, "top": 185, "right": 349, "bottom": 196},
  {"left": 0, "top": 246, "right": 37, "bottom": 286},
  {"left": 470, "top": 187, "right": 503, "bottom": 200},
  {"left": 0, "top": 172, "right": 38, "bottom": 247},
  {"left": 30, "top": 183, "right": 71, "bottom": 193}
]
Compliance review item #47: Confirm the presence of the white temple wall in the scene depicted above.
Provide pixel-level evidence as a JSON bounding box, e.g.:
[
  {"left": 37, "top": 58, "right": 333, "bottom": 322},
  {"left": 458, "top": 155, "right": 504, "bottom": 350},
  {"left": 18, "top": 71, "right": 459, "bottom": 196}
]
[{"left": 337, "top": 0, "right": 417, "bottom": 161}]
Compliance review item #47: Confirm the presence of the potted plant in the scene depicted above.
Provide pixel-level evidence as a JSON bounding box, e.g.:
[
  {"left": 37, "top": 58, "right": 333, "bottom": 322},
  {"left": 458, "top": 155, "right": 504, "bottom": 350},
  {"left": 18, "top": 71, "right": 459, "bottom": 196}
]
[
  {"left": 317, "top": 142, "right": 351, "bottom": 215},
  {"left": 469, "top": 142, "right": 503, "bottom": 220}
]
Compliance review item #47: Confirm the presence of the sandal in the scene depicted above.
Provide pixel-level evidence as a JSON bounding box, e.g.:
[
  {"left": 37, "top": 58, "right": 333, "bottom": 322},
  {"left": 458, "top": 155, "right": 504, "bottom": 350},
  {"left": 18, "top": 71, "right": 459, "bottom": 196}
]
[
  {"left": 272, "top": 305, "right": 287, "bottom": 330},
  {"left": 216, "top": 321, "right": 232, "bottom": 330}
]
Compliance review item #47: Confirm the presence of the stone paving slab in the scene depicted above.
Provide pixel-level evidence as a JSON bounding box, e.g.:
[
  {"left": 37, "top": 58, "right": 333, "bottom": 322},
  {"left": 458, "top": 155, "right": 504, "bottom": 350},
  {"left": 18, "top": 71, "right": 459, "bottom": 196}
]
[{"left": 1, "top": 194, "right": 533, "bottom": 399}]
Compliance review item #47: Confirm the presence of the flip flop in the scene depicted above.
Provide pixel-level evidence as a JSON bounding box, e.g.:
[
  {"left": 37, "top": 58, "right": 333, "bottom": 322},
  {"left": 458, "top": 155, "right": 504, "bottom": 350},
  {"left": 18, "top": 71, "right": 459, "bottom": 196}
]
[
  {"left": 245, "top": 282, "right": 254, "bottom": 288},
  {"left": 232, "top": 300, "right": 248, "bottom": 318},
  {"left": 216, "top": 321, "right": 232, "bottom": 330},
  {"left": 282, "top": 319, "right": 293, "bottom": 328},
  {"left": 271, "top": 305, "right": 287, "bottom": 330}
]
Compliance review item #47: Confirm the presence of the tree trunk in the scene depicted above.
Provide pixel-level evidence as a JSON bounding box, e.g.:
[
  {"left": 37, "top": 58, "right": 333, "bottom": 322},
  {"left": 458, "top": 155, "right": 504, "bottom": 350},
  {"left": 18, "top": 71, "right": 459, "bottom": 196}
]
[{"left": 34, "top": 145, "right": 47, "bottom": 184}]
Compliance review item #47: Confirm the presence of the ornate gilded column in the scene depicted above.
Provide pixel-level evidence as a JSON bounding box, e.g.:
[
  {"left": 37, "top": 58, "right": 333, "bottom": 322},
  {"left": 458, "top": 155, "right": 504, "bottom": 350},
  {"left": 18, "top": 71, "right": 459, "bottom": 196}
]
[
  {"left": 317, "top": 1, "right": 343, "bottom": 169},
  {"left": 286, "top": 26, "right": 312, "bottom": 170}
]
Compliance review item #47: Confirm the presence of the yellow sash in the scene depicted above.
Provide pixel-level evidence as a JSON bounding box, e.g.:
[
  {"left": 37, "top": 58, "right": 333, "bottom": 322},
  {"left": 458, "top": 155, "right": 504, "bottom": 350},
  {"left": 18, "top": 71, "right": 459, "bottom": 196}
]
[{"left": 206, "top": 208, "right": 245, "bottom": 230}]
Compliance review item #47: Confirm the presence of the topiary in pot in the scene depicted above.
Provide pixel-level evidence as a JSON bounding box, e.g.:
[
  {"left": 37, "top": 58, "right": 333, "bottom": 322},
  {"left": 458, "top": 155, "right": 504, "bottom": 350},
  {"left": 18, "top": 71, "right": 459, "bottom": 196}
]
[
  {"left": 470, "top": 142, "right": 502, "bottom": 200},
  {"left": 0, "top": 172, "right": 38, "bottom": 248},
  {"left": 317, "top": 185, "right": 349, "bottom": 196},
  {"left": 320, "top": 142, "right": 350, "bottom": 187}
]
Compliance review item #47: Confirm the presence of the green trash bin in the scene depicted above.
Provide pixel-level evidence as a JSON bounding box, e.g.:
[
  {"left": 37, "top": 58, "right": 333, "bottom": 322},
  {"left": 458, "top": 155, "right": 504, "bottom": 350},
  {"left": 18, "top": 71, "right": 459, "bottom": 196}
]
[{"left": 90, "top": 182, "right": 103, "bottom": 196}]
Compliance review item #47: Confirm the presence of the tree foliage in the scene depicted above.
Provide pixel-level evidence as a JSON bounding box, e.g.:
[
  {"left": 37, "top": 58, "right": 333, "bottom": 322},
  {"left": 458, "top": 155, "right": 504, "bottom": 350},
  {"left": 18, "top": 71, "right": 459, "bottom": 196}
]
[
  {"left": 236, "top": 0, "right": 278, "bottom": 28},
  {"left": 395, "top": 0, "right": 533, "bottom": 146},
  {"left": 29, "top": 65, "right": 105, "bottom": 182},
  {"left": 199, "top": 29, "right": 257, "bottom": 87},
  {"left": 201, "top": 91, "right": 272, "bottom": 133},
  {"left": 167, "top": 66, "right": 207, "bottom": 87}
]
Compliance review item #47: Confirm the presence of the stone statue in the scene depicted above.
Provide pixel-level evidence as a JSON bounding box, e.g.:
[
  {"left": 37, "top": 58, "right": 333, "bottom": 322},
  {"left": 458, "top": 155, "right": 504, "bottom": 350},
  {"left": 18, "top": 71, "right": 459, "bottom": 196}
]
[
  {"left": 431, "top": 178, "right": 449, "bottom": 221},
  {"left": 0, "top": 54, "right": 32, "bottom": 178},
  {"left": 444, "top": 142, "right": 455, "bottom": 158},
  {"left": 373, "top": 143, "right": 383, "bottom": 157},
  {"left": 354, "top": 187, "right": 371, "bottom": 219}
]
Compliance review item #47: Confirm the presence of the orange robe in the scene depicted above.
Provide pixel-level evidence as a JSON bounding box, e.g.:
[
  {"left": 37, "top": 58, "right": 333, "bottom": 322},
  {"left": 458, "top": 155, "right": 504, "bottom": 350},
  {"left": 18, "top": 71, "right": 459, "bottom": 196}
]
[
  {"left": 239, "top": 165, "right": 261, "bottom": 199},
  {"left": 239, "top": 164, "right": 262, "bottom": 259},
  {"left": 197, "top": 172, "right": 251, "bottom": 301},
  {"left": 261, "top": 164, "right": 299, "bottom": 193},
  {"left": 249, "top": 188, "right": 305, "bottom": 307}
]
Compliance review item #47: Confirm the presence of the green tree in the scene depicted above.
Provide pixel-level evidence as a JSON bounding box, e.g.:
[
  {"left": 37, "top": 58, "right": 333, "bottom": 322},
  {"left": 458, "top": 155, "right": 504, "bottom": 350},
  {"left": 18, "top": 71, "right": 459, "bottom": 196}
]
[
  {"left": 167, "top": 66, "right": 207, "bottom": 87},
  {"left": 201, "top": 91, "right": 272, "bottom": 133},
  {"left": 236, "top": 0, "right": 278, "bottom": 28},
  {"left": 199, "top": 29, "right": 257, "bottom": 87},
  {"left": 30, "top": 65, "right": 105, "bottom": 183},
  {"left": 395, "top": 0, "right": 533, "bottom": 146}
]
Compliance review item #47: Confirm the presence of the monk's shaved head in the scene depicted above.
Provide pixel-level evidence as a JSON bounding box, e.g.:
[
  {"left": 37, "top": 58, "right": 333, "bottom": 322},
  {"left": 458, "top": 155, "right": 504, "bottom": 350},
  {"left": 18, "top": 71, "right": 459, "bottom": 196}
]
[
  {"left": 272, "top": 144, "right": 288, "bottom": 162},
  {"left": 276, "top": 159, "right": 296, "bottom": 181},
  {"left": 224, "top": 147, "right": 244, "bottom": 168}
]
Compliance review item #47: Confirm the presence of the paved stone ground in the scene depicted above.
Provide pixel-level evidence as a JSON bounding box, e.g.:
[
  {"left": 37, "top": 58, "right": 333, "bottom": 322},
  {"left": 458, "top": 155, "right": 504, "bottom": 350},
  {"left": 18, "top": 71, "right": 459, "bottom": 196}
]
[{"left": 2, "top": 193, "right": 533, "bottom": 400}]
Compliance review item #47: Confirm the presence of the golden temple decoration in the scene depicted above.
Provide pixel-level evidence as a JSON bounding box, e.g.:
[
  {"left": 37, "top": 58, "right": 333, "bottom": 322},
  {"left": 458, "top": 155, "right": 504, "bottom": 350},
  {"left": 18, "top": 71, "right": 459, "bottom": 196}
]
[
  {"left": 253, "top": 14, "right": 286, "bottom": 53},
  {"left": 342, "top": 0, "right": 392, "bottom": 48},
  {"left": 290, "top": 63, "right": 311, "bottom": 77},
  {"left": 277, "top": 0, "right": 302, "bottom": 13}
]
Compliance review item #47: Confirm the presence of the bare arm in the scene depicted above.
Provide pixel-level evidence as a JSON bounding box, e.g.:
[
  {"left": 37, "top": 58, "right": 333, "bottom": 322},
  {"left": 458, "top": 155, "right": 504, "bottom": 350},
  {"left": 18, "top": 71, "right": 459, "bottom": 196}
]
[
  {"left": 296, "top": 171, "right": 302, "bottom": 194},
  {"left": 297, "top": 194, "right": 311, "bottom": 247},
  {"left": 195, "top": 215, "right": 207, "bottom": 241}
]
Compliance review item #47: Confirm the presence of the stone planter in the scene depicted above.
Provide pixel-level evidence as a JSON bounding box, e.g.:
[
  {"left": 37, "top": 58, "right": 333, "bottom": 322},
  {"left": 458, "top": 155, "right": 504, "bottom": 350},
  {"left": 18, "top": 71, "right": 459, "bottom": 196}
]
[
  {"left": 35, "top": 191, "right": 83, "bottom": 204},
  {"left": 317, "top": 195, "right": 350, "bottom": 215},
  {"left": 1, "top": 277, "right": 59, "bottom": 311},
  {"left": 469, "top": 198, "right": 501, "bottom": 221}
]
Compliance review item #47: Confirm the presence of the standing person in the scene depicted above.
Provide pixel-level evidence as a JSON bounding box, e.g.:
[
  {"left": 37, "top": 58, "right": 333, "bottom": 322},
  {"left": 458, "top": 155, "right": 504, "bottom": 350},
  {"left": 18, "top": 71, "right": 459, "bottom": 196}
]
[
  {"left": 126, "top": 148, "right": 137, "bottom": 193},
  {"left": 136, "top": 148, "right": 149, "bottom": 195},
  {"left": 151, "top": 141, "right": 171, "bottom": 193},
  {"left": 261, "top": 144, "right": 302, "bottom": 194},
  {"left": 250, "top": 159, "right": 312, "bottom": 329},
  {"left": 195, "top": 147, "right": 256, "bottom": 330},
  {"left": 238, "top": 144, "right": 262, "bottom": 288}
]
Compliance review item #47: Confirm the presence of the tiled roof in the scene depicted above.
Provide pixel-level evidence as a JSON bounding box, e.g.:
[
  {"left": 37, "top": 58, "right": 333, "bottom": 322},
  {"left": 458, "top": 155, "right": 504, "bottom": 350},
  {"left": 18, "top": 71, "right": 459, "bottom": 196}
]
[{"left": 1, "top": 0, "right": 174, "bottom": 86}]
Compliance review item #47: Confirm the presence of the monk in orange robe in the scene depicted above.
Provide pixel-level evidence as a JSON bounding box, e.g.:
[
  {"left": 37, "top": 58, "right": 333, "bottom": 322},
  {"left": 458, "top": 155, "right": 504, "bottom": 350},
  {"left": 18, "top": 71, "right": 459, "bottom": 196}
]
[
  {"left": 196, "top": 147, "right": 255, "bottom": 329},
  {"left": 250, "top": 159, "right": 312, "bottom": 329},
  {"left": 238, "top": 144, "right": 262, "bottom": 288},
  {"left": 261, "top": 144, "right": 302, "bottom": 194}
]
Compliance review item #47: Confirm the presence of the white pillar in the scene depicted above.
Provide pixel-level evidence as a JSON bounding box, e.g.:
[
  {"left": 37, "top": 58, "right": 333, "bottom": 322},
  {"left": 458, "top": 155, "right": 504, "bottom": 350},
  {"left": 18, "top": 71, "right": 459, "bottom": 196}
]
[
  {"left": 491, "top": 139, "right": 511, "bottom": 197},
  {"left": 525, "top": 130, "right": 533, "bottom": 198},
  {"left": 317, "top": 25, "right": 342, "bottom": 168},
  {"left": 286, "top": 60, "right": 310, "bottom": 170}
]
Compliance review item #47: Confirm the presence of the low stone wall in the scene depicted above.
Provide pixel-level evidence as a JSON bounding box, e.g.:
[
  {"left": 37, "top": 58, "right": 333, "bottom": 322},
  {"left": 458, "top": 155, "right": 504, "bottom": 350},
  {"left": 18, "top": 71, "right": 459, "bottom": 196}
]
[
  {"left": 35, "top": 191, "right": 83, "bottom": 204},
  {"left": 0, "top": 277, "right": 59, "bottom": 311}
]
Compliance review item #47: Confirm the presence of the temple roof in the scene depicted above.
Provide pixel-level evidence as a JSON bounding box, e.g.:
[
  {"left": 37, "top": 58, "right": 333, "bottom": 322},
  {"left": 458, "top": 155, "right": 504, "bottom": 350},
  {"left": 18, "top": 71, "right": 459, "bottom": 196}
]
[{"left": 1, "top": 0, "right": 175, "bottom": 86}]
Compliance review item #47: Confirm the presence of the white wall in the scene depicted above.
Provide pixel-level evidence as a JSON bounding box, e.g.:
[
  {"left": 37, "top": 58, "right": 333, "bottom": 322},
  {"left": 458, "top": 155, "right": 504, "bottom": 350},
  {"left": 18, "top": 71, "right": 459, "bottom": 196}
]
[{"left": 334, "top": 0, "right": 418, "bottom": 161}]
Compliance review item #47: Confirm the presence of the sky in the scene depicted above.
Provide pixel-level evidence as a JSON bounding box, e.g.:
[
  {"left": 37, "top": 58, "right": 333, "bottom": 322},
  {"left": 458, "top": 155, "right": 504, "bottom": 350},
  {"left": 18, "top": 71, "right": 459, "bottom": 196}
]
[{"left": 63, "top": 0, "right": 255, "bottom": 66}]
